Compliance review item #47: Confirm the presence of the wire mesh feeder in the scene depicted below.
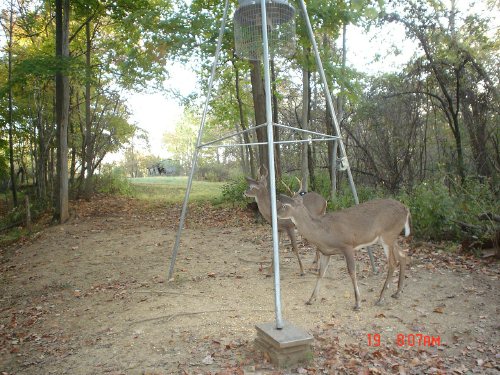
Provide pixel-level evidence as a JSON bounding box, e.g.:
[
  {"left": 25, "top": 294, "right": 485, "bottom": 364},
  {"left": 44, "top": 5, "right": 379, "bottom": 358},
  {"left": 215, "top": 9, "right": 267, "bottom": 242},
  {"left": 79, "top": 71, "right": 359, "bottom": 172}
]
[{"left": 234, "top": 0, "right": 296, "bottom": 60}]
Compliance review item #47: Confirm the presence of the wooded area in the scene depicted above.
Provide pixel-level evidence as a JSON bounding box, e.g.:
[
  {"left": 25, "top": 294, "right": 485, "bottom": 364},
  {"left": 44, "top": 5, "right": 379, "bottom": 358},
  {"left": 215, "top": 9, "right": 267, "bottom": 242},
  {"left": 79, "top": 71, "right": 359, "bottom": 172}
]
[
  {"left": 0, "top": 2, "right": 499, "bottom": 372},
  {"left": 0, "top": 0, "right": 498, "bottom": 239}
]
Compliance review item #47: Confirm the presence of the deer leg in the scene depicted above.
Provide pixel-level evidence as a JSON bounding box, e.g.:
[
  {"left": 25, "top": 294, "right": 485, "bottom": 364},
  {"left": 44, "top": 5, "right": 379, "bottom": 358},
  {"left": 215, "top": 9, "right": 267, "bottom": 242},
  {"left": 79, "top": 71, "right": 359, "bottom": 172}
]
[
  {"left": 286, "top": 227, "right": 304, "bottom": 276},
  {"left": 312, "top": 250, "right": 320, "bottom": 272},
  {"left": 267, "top": 257, "right": 274, "bottom": 277},
  {"left": 345, "top": 250, "right": 361, "bottom": 310},
  {"left": 376, "top": 242, "right": 396, "bottom": 305},
  {"left": 306, "top": 253, "right": 330, "bottom": 305},
  {"left": 391, "top": 243, "right": 407, "bottom": 299}
]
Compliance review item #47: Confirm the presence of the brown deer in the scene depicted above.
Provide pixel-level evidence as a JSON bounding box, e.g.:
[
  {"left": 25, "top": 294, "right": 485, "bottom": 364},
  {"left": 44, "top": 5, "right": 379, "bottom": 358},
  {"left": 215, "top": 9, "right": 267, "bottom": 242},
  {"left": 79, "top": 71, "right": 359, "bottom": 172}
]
[
  {"left": 244, "top": 167, "right": 327, "bottom": 276},
  {"left": 277, "top": 195, "right": 410, "bottom": 310}
]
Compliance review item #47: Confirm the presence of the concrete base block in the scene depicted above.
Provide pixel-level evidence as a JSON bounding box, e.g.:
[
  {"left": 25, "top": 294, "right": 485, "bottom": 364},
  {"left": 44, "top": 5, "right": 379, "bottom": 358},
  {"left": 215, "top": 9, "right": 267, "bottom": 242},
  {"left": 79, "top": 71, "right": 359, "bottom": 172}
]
[{"left": 254, "top": 321, "right": 313, "bottom": 368}]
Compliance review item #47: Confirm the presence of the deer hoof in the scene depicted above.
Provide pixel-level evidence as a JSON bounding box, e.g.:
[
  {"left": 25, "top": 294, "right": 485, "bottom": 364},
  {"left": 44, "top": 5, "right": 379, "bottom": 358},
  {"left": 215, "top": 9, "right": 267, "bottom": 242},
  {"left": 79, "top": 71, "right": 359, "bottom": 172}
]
[
  {"left": 353, "top": 304, "right": 361, "bottom": 311},
  {"left": 375, "top": 299, "right": 383, "bottom": 306},
  {"left": 391, "top": 292, "right": 400, "bottom": 299}
]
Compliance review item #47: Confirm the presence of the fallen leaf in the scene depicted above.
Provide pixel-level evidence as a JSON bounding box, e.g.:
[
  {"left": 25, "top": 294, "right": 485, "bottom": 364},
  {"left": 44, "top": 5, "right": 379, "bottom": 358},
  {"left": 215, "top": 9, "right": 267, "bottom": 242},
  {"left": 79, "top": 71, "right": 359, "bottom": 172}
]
[{"left": 202, "top": 354, "right": 214, "bottom": 365}]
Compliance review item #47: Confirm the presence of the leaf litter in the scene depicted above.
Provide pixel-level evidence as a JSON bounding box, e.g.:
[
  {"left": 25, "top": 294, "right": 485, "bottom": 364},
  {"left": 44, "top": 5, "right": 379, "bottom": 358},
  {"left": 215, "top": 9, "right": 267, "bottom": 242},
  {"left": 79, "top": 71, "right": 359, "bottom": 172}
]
[{"left": 0, "top": 195, "right": 498, "bottom": 374}]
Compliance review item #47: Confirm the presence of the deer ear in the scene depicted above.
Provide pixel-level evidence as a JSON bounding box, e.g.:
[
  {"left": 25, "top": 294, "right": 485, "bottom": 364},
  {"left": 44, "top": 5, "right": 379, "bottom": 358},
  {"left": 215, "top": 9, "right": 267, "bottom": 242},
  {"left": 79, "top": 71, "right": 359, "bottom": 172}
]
[
  {"left": 278, "top": 194, "right": 294, "bottom": 204},
  {"left": 245, "top": 176, "right": 256, "bottom": 184},
  {"left": 259, "top": 165, "right": 269, "bottom": 178}
]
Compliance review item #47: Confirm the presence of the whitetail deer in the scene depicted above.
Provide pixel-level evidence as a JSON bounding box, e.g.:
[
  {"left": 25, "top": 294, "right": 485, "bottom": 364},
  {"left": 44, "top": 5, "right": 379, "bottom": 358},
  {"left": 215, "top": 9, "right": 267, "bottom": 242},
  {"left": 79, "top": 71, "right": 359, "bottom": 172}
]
[
  {"left": 277, "top": 195, "right": 410, "bottom": 310},
  {"left": 244, "top": 167, "right": 327, "bottom": 275}
]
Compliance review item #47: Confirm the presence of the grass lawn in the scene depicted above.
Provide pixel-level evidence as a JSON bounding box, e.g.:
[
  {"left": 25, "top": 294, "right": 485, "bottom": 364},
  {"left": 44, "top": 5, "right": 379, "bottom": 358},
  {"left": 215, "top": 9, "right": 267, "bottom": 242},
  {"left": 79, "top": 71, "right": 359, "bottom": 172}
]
[{"left": 129, "top": 176, "right": 226, "bottom": 204}]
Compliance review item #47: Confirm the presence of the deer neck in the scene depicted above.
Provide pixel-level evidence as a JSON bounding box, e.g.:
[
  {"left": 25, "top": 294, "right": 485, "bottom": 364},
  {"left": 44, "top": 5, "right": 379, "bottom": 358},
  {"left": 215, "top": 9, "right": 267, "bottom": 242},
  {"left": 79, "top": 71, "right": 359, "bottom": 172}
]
[
  {"left": 291, "top": 208, "right": 329, "bottom": 246},
  {"left": 254, "top": 189, "right": 273, "bottom": 223}
]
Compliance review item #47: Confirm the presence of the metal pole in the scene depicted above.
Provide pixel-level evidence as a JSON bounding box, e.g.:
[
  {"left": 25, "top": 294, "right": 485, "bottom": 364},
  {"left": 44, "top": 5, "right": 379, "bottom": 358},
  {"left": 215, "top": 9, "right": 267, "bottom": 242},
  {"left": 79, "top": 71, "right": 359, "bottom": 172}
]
[
  {"left": 167, "top": 0, "right": 230, "bottom": 280},
  {"left": 297, "top": 0, "right": 378, "bottom": 273},
  {"left": 261, "top": 0, "right": 284, "bottom": 330}
]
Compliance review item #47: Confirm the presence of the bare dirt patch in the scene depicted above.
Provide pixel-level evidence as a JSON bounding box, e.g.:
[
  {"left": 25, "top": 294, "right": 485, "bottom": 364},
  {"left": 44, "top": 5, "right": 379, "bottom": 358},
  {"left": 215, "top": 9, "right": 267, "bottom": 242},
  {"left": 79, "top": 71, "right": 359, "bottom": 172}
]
[{"left": 1, "top": 195, "right": 499, "bottom": 374}]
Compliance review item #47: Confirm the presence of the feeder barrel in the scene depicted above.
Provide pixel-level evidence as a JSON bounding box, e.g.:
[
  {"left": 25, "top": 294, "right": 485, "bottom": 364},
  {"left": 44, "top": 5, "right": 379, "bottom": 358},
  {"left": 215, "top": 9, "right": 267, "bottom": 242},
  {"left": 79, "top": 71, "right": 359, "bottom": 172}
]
[{"left": 233, "top": 0, "right": 295, "bottom": 60}]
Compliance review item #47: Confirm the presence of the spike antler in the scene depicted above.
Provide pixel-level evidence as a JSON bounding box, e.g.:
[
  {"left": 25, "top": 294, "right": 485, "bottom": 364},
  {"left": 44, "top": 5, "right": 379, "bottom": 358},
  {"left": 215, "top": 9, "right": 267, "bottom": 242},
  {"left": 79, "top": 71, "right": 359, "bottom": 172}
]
[
  {"left": 281, "top": 179, "right": 294, "bottom": 196},
  {"left": 295, "top": 176, "right": 308, "bottom": 196}
]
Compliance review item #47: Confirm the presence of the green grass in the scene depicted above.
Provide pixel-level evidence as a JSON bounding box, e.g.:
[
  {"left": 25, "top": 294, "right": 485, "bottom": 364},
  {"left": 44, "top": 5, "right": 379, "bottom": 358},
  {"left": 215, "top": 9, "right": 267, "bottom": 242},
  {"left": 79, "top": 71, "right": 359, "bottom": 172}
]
[{"left": 129, "top": 176, "right": 225, "bottom": 204}]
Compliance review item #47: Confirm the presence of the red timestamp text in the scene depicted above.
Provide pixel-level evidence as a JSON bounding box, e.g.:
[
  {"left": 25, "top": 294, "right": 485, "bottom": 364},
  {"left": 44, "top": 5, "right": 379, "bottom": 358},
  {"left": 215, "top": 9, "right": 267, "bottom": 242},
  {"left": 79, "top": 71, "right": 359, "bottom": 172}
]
[{"left": 367, "top": 333, "right": 441, "bottom": 347}]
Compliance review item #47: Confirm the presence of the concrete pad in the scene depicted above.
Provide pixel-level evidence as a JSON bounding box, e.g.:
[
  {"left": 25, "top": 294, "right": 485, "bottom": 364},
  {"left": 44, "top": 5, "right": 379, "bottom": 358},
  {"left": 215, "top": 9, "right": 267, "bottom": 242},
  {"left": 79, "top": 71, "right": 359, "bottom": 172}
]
[{"left": 254, "top": 321, "right": 313, "bottom": 368}]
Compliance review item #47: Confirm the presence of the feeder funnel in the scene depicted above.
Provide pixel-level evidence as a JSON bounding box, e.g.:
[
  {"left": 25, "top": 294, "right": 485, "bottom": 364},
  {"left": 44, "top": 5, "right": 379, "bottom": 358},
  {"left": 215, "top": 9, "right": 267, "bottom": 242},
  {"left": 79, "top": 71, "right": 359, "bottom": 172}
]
[{"left": 234, "top": 0, "right": 296, "bottom": 60}]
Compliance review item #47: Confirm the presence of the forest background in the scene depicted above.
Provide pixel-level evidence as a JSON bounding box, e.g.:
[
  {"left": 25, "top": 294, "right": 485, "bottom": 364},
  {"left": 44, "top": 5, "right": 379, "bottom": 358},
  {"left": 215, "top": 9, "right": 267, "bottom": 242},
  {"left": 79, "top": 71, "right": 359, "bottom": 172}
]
[{"left": 0, "top": 0, "right": 498, "bottom": 248}]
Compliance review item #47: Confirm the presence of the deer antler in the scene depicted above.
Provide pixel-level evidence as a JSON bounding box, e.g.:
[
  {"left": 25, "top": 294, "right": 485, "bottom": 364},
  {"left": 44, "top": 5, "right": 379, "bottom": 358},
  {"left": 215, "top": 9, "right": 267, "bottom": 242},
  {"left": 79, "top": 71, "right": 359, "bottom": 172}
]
[
  {"left": 295, "top": 176, "right": 306, "bottom": 194},
  {"left": 281, "top": 179, "right": 294, "bottom": 196}
]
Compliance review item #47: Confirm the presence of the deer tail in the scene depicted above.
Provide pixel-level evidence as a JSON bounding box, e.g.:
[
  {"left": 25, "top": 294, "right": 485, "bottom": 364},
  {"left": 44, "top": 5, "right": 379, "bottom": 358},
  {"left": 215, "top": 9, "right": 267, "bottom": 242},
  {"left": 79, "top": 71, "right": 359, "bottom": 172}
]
[{"left": 404, "top": 211, "right": 412, "bottom": 237}]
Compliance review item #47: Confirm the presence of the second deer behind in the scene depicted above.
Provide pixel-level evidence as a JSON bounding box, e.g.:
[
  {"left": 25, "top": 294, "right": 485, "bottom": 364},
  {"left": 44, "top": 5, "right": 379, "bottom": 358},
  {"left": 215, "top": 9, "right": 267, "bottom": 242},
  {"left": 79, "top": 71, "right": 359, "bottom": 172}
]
[{"left": 244, "top": 167, "right": 326, "bottom": 276}]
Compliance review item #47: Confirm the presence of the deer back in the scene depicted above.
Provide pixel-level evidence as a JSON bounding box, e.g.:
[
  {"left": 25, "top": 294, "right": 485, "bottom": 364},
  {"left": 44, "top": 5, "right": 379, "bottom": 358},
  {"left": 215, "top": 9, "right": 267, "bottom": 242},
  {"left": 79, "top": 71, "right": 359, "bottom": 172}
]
[
  {"left": 326, "top": 199, "right": 409, "bottom": 246},
  {"left": 301, "top": 192, "right": 327, "bottom": 217}
]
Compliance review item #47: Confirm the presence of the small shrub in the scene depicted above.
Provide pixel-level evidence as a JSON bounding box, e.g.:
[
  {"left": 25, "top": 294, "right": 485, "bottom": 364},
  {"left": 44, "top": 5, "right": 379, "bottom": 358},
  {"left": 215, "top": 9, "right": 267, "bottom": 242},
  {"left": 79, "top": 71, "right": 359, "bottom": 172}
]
[
  {"left": 94, "top": 171, "right": 133, "bottom": 196},
  {"left": 220, "top": 177, "right": 248, "bottom": 206},
  {"left": 400, "top": 181, "right": 458, "bottom": 241}
]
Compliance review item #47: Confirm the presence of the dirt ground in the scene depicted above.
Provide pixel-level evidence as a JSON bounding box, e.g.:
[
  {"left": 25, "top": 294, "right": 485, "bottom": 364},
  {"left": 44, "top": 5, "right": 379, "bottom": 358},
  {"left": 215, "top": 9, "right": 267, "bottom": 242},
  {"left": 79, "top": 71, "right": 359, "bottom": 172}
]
[{"left": 0, "top": 195, "right": 499, "bottom": 375}]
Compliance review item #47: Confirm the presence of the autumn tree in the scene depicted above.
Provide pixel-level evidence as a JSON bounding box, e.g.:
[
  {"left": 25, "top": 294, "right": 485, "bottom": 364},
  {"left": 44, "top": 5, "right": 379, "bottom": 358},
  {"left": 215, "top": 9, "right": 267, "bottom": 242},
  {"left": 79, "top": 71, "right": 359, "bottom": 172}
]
[{"left": 383, "top": 0, "right": 499, "bottom": 185}]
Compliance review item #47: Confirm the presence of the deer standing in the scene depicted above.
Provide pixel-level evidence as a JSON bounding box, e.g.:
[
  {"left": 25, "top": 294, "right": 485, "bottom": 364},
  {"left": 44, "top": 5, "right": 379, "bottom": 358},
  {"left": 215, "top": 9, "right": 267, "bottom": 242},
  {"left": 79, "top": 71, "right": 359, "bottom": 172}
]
[
  {"left": 244, "top": 167, "right": 327, "bottom": 276},
  {"left": 277, "top": 195, "right": 410, "bottom": 310}
]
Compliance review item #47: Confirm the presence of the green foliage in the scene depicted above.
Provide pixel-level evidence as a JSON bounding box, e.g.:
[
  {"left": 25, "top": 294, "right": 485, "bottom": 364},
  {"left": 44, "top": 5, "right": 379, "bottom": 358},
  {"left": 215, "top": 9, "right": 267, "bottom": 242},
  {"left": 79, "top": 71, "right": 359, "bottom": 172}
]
[
  {"left": 220, "top": 177, "right": 248, "bottom": 206},
  {"left": 450, "top": 178, "right": 500, "bottom": 243},
  {"left": 93, "top": 170, "right": 133, "bottom": 196},
  {"left": 0, "top": 138, "right": 8, "bottom": 179},
  {"left": 399, "top": 181, "right": 458, "bottom": 241},
  {"left": 399, "top": 178, "right": 498, "bottom": 242},
  {"left": 0, "top": 194, "right": 51, "bottom": 247}
]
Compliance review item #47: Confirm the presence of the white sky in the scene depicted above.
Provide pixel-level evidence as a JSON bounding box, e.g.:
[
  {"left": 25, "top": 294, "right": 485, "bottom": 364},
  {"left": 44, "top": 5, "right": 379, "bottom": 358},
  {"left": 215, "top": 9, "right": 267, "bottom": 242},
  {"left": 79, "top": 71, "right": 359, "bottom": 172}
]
[{"left": 123, "top": 62, "right": 198, "bottom": 158}]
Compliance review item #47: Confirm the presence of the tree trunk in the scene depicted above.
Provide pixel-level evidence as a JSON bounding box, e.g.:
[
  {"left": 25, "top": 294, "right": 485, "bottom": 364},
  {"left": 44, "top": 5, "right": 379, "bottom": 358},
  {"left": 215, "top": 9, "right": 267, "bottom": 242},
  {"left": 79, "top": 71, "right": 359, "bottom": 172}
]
[
  {"left": 35, "top": 99, "right": 47, "bottom": 199},
  {"left": 461, "top": 86, "right": 492, "bottom": 180},
  {"left": 416, "top": 29, "right": 466, "bottom": 183},
  {"left": 55, "top": 0, "right": 70, "bottom": 223},
  {"left": 231, "top": 57, "right": 253, "bottom": 176},
  {"left": 7, "top": 0, "right": 18, "bottom": 207},
  {"left": 232, "top": 56, "right": 254, "bottom": 176},
  {"left": 250, "top": 60, "right": 268, "bottom": 172},
  {"left": 83, "top": 20, "right": 94, "bottom": 199},
  {"left": 69, "top": 117, "right": 76, "bottom": 187}
]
